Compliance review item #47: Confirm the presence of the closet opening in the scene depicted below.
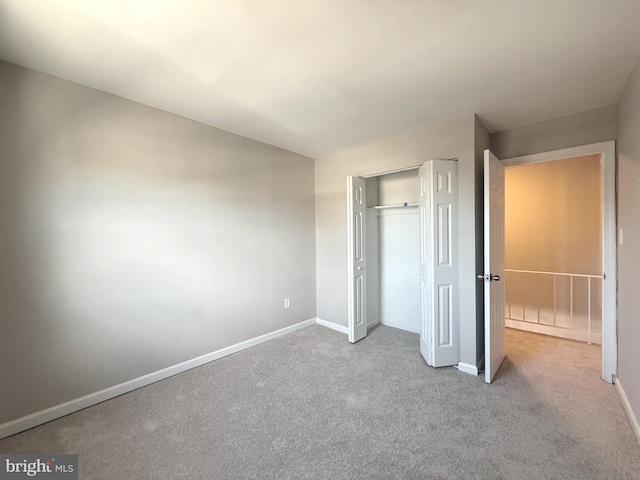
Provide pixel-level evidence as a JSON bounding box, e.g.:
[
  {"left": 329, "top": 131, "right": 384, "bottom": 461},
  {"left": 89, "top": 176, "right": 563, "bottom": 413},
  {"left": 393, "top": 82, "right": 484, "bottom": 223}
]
[
  {"left": 348, "top": 160, "right": 460, "bottom": 368},
  {"left": 364, "top": 168, "right": 421, "bottom": 335}
]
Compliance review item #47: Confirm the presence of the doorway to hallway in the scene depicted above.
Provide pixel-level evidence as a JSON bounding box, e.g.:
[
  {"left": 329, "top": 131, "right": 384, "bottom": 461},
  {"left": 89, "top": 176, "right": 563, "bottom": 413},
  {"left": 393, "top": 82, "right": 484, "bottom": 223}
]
[
  {"left": 501, "top": 141, "right": 616, "bottom": 383},
  {"left": 504, "top": 153, "right": 602, "bottom": 345}
]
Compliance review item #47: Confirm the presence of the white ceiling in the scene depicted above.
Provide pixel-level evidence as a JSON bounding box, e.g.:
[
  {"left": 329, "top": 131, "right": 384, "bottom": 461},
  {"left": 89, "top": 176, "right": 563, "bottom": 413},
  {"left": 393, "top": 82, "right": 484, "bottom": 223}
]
[{"left": 1, "top": 0, "right": 639, "bottom": 158}]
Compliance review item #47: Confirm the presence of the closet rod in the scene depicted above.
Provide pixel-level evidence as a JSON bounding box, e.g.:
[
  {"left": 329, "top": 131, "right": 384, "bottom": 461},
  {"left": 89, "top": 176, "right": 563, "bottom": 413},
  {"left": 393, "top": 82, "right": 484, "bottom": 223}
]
[{"left": 371, "top": 202, "right": 419, "bottom": 210}]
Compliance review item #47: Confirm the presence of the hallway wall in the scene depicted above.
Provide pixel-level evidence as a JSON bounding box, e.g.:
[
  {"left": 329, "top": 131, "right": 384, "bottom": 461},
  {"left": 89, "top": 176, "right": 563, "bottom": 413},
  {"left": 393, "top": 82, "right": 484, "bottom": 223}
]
[
  {"left": 617, "top": 56, "right": 640, "bottom": 439},
  {"left": 505, "top": 154, "right": 602, "bottom": 275}
]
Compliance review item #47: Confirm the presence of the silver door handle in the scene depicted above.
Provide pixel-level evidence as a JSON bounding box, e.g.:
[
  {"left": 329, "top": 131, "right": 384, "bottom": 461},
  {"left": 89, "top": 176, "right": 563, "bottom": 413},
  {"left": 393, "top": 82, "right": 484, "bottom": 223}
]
[{"left": 477, "top": 274, "right": 500, "bottom": 282}]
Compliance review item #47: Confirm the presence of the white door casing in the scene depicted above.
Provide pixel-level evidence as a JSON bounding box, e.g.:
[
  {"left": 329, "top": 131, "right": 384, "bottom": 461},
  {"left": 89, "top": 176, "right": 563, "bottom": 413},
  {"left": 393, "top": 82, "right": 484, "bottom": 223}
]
[
  {"left": 420, "top": 160, "right": 460, "bottom": 367},
  {"left": 419, "top": 163, "right": 432, "bottom": 363},
  {"left": 347, "top": 176, "right": 367, "bottom": 343},
  {"left": 483, "top": 150, "right": 506, "bottom": 383}
]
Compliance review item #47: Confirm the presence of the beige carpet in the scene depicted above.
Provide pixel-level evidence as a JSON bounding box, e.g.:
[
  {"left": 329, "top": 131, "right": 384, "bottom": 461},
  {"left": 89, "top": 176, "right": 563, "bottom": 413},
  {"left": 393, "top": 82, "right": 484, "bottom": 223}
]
[{"left": 0, "top": 325, "right": 638, "bottom": 479}]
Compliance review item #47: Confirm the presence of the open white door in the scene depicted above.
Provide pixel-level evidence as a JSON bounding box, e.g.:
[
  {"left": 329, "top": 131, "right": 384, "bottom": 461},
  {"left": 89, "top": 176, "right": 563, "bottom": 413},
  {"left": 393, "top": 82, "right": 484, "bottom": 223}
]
[
  {"left": 420, "top": 160, "right": 459, "bottom": 367},
  {"left": 483, "top": 150, "right": 506, "bottom": 383},
  {"left": 347, "top": 176, "right": 367, "bottom": 343}
]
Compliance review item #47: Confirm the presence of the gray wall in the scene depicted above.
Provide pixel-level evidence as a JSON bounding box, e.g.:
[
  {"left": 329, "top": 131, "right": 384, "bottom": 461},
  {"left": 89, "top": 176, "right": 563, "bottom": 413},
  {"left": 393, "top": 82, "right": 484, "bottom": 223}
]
[
  {"left": 490, "top": 105, "right": 617, "bottom": 160},
  {"left": 315, "top": 114, "right": 484, "bottom": 367},
  {"left": 0, "top": 61, "right": 316, "bottom": 425},
  {"left": 617, "top": 58, "right": 640, "bottom": 428}
]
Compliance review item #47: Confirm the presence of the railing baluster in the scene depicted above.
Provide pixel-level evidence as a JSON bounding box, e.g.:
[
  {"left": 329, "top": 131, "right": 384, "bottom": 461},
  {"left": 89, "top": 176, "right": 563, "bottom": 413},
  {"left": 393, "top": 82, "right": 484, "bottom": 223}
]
[
  {"left": 553, "top": 274, "right": 557, "bottom": 328},
  {"left": 588, "top": 276, "right": 592, "bottom": 345},
  {"left": 536, "top": 272, "right": 540, "bottom": 324},
  {"left": 570, "top": 275, "right": 574, "bottom": 325}
]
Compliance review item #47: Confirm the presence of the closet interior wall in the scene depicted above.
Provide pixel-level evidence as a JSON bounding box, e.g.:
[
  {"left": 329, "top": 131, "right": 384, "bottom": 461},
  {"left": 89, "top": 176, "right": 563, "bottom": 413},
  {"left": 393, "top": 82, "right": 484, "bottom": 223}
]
[{"left": 366, "top": 169, "right": 421, "bottom": 334}]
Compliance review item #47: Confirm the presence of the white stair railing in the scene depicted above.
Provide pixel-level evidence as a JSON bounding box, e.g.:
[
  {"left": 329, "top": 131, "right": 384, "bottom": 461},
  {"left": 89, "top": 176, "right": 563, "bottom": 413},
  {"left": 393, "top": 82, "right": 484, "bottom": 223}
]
[{"left": 505, "top": 269, "right": 603, "bottom": 345}]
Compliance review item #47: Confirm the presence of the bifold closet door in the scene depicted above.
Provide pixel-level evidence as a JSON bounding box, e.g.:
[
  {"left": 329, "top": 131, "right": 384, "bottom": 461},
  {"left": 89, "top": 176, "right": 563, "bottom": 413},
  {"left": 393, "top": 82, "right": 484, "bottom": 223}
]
[
  {"left": 420, "top": 160, "right": 459, "bottom": 367},
  {"left": 347, "top": 176, "right": 367, "bottom": 343}
]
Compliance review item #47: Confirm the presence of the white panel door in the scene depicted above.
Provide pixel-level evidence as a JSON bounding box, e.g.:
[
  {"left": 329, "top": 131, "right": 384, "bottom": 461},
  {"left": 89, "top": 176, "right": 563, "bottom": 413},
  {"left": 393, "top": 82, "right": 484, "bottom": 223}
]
[
  {"left": 429, "top": 160, "right": 459, "bottom": 367},
  {"left": 420, "top": 160, "right": 459, "bottom": 367},
  {"left": 483, "top": 150, "right": 506, "bottom": 383},
  {"left": 347, "top": 176, "right": 367, "bottom": 343}
]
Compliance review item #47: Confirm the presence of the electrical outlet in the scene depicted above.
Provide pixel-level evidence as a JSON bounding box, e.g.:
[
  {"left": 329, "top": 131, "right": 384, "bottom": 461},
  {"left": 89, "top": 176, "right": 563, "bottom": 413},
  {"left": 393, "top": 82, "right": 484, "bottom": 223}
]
[{"left": 284, "top": 298, "right": 291, "bottom": 309}]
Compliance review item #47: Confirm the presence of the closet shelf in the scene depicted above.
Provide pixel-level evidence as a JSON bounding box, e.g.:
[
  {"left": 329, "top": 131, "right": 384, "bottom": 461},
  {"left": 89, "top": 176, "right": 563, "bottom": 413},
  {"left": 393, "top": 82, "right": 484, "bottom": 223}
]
[{"left": 370, "top": 203, "right": 419, "bottom": 210}]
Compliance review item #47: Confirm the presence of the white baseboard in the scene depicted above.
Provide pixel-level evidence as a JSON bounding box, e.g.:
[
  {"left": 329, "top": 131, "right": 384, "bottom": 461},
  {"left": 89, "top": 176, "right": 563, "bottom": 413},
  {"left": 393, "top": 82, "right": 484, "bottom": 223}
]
[
  {"left": 0, "top": 318, "right": 316, "bottom": 440},
  {"left": 367, "top": 318, "right": 381, "bottom": 328},
  {"left": 380, "top": 320, "right": 420, "bottom": 334},
  {"left": 506, "top": 319, "right": 601, "bottom": 345},
  {"left": 615, "top": 377, "right": 640, "bottom": 447},
  {"left": 315, "top": 318, "right": 349, "bottom": 335},
  {"left": 457, "top": 362, "right": 479, "bottom": 376},
  {"left": 315, "top": 317, "right": 419, "bottom": 335}
]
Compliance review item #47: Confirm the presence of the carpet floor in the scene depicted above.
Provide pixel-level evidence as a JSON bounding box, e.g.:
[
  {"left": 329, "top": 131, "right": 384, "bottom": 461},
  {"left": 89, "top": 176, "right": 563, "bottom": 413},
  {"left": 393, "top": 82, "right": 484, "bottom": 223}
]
[{"left": 0, "top": 325, "right": 638, "bottom": 479}]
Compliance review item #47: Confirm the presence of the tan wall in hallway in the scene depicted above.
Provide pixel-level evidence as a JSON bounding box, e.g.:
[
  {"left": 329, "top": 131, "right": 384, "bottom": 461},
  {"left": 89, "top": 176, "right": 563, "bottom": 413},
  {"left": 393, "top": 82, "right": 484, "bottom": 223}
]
[{"left": 505, "top": 154, "right": 602, "bottom": 275}]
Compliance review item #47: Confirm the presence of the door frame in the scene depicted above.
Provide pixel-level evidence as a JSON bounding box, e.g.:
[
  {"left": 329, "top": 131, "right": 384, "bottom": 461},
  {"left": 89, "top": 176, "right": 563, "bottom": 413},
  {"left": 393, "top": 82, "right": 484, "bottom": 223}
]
[{"left": 503, "top": 140, "right": 617, "bottom": 383}]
